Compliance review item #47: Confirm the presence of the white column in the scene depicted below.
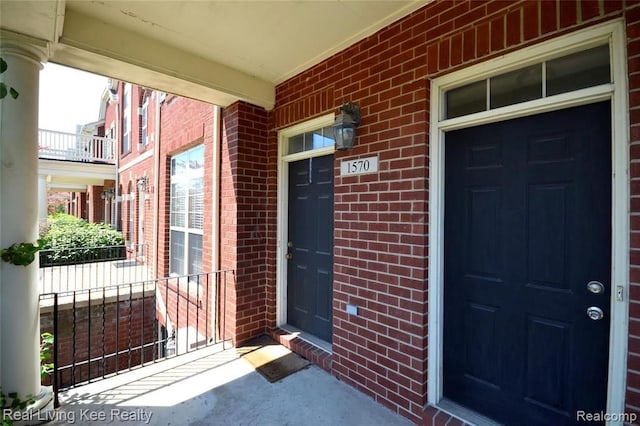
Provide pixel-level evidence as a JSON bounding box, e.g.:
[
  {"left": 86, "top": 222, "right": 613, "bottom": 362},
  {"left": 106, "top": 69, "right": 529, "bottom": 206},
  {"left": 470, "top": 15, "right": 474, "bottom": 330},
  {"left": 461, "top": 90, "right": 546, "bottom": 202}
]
[
  {"left": 0, "top": 40, "right": 53, "bottom": 415},
  {"left": 38, "top": 174, "right": 48, "bottom": 221}
]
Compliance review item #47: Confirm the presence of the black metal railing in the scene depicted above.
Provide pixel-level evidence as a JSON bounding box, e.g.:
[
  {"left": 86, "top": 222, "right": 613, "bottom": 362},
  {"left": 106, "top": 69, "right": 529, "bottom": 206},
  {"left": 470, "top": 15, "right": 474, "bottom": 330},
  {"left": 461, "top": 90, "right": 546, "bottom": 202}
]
[
  {"left": 39, "top": 270, "right": 230, "bottom": 407},
  {"left": 39, "top": 244, "right": 151, "bottom": 293}
]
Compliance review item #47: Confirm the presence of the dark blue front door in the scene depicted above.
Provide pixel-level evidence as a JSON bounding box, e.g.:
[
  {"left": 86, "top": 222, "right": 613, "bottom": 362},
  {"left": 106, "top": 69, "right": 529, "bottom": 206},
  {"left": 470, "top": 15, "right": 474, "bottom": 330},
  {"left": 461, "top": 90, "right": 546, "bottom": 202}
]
[
  {"left": 443, "top": 102, "right": 611, "bottom": 425},
  {"left": 287, "top": 155, "right": 334, "bottom": 342}
]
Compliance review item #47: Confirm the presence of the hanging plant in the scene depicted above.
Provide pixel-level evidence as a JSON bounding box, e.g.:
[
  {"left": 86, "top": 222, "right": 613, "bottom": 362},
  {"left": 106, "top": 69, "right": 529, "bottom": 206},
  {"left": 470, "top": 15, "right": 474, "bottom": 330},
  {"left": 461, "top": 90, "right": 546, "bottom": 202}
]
[
  {"left": 0, "top": 57, "right": 19, "bottom": 100},
  {"left": 0, "top": 240, "right": 45, "bottom": 266}
]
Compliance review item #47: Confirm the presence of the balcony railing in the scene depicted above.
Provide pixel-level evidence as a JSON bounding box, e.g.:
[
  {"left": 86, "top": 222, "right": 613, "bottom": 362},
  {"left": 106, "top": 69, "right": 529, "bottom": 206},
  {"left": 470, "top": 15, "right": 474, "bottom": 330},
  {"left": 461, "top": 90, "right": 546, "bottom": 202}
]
[
  {"left": 39, "top": 244, "right": 151, "bottom": 293},
  {"left": 38, "top": 129, "right": 116, "bottom": 164},
  {"left": 39, "top": 270, "right": 231, "bottom": 408}
]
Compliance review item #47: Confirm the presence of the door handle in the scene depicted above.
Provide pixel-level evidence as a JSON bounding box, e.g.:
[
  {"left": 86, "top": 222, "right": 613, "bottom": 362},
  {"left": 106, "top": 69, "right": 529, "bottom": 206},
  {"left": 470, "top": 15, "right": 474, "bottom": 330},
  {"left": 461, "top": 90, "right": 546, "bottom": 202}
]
[
  {"left": 587, "top": 306, "right": 604, "bottom": 321},
  {"left": 286, "top": 253, "right": 293, "bottom": 260}
]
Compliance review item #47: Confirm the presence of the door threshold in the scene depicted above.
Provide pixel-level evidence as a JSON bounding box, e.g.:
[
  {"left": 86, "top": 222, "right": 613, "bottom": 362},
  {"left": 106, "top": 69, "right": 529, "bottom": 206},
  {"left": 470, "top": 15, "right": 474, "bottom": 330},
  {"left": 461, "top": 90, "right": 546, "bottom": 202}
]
[
  {"left": 434, "top": 399, "right": 502, "bottom": 426},
  {"left": 278, "top": 324, "right": 332, "bottom": 354}
]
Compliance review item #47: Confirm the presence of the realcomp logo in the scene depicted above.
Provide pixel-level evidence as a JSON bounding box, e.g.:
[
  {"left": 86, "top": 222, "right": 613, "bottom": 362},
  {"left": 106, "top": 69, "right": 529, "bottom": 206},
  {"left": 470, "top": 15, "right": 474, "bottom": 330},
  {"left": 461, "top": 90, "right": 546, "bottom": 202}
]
[{"left": 576, "top": 410, "right": 638, "bottom": 423}]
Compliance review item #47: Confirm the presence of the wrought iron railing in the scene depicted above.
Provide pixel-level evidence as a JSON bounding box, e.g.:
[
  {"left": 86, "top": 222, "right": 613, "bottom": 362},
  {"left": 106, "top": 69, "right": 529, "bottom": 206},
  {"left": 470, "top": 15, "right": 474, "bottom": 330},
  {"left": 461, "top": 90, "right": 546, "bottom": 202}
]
[
  {"left": 39, "top": 244, "right": 151, "bottom": 293},
  {"left": 38, "top": 129, "right": 115, "bottom": 164},
  {"left": 39, "top": 270, "right": 231, "bottom": 408}
]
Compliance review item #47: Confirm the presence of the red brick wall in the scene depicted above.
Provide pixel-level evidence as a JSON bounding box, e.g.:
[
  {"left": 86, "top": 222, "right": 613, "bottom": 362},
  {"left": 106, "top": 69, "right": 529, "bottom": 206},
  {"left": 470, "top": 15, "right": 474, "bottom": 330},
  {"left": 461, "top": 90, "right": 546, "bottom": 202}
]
[
  {"left": 119, "top": 158, "right": 154, "bottom": 259},
  {"left": 69, "top": 192, "right": 87, "bottom": 220},
  {"left": 625, "top": 2, "right": 640, "bottom": 421},
  {"left": 220, "top": 102, "right": 271, "bottom": 345},
  {"left": 40, "top": 294, "right": 156, "bottom": 388},
  {"left": 87, "top": 185, "right": 103, "bottom": 224},
  {"left": 67, "top": 185, "right": 116, "bottom": 226},
  {"left": 271, "top": 1, "right": 640, "bottom": 423},
  {"left": 79, "top": 192, "right": 85, "bottom": 220},
  {"left": 156, "top": 274, "right": 220, "bottom": 346},
  {"left": 113, "top": 83, "right": 158, "bottom": 261}
]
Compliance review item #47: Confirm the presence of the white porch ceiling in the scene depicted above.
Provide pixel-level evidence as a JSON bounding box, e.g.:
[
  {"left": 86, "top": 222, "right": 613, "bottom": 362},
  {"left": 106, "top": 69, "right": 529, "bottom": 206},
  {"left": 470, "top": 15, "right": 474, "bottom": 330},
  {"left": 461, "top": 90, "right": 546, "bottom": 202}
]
[{"left": 0, "top": 0, "right": 428, "bottom": 110}]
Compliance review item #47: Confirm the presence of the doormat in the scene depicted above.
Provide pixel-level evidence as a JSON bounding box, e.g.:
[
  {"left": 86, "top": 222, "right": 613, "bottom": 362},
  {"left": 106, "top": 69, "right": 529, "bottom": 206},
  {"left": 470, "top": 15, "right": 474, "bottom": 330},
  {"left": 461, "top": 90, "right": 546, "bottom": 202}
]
[{"left": 238, "top": 335, "right": 310, "bottom": 383}]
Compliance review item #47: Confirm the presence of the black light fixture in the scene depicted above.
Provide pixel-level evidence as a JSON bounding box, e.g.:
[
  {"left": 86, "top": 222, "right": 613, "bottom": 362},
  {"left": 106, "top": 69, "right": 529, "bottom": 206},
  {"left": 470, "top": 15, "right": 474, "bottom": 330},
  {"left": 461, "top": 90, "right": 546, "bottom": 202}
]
[
  {"left": 100, "top": 188, "right": 114, "bottom": 200},
  {"left": 333, "top": 101, "right": 361, "bottom": 150}
]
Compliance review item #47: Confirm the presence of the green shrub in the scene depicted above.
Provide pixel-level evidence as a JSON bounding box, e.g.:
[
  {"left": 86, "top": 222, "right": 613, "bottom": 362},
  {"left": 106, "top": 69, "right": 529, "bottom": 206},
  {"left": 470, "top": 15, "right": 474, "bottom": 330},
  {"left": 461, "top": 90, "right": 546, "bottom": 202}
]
[{"left": 39, "top": 214, "right": 125, "bottom": 266}]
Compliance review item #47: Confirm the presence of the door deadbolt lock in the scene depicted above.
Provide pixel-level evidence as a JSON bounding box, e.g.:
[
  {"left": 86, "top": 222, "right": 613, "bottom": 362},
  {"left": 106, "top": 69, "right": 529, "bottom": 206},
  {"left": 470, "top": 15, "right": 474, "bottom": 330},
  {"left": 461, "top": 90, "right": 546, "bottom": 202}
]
[
  {"left": 586, "top": 281, "right": 605, "bottom": 294},
  {"left": 587, "top": 306, "right": 604, "bottom": 321}
]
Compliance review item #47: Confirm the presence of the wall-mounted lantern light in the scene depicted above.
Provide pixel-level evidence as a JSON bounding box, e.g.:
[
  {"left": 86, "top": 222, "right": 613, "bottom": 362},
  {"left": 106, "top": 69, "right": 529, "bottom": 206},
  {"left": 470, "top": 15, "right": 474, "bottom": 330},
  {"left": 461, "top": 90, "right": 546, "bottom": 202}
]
[
  {"left": 333, "top": 101, "right": 361, "bottom": 150},
  {"left": 100, "top": 188, "right": 114, "bottom": 200},
  {"left": 137, "top": 177, "right": 148, "bottom": 192}
]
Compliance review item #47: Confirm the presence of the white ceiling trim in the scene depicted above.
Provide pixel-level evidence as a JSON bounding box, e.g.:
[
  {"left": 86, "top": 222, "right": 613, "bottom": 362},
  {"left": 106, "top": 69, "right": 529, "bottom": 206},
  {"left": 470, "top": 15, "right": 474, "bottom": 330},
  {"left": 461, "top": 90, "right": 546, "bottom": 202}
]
[{"left": 55, "top": 9, "right": 275, "bottom": 109}]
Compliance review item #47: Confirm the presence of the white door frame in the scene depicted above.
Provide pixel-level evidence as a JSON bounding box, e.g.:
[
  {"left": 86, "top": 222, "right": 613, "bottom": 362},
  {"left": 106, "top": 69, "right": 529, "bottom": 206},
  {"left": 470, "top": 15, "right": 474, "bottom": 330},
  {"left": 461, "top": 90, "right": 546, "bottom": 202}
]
[
  {"left": 428, "top": 20, "right": 629, "bottom": 422},
  {"left": 275, "top": 114, "right": 335, "bottom": 326}
]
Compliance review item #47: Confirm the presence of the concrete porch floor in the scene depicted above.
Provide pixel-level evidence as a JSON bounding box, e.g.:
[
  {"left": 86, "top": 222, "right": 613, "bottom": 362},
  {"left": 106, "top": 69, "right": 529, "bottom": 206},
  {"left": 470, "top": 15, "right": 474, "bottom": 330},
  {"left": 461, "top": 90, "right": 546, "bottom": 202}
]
[{"left": 46, "top": 341, "right": 413, "bottom": 426}]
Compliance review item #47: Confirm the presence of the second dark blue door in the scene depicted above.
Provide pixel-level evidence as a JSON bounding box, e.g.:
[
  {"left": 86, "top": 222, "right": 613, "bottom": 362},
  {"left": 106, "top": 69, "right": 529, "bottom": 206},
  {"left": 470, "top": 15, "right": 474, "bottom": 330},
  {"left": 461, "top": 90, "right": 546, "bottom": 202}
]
[
  {"left": 287, "top": 155, "right": 334, "bottom": 342},
  {"left": 443, "top": 102, "right": 611, "bottom": 425}
]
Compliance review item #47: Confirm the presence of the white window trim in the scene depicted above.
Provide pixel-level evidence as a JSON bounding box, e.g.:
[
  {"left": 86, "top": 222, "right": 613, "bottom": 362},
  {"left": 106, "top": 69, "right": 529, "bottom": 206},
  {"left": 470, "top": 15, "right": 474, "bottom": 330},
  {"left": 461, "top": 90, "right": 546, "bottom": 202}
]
[
  {"left": 276, "top": 113, "right": 335, "bottom": 327},
  {"left": 428, "top": 20, "right": 629, "bottom": 423},
  {"left": 123, "top": 83, "right": 132, "bottom": 154},
  {"left": 140, "top": 97, "right": 149, "bottom": 148},
  {"left": 137, "top": 184, "right": 145, "bottom": 253},
  {"left": 127, "top": 189, "right": 134, "bottom": 247}
]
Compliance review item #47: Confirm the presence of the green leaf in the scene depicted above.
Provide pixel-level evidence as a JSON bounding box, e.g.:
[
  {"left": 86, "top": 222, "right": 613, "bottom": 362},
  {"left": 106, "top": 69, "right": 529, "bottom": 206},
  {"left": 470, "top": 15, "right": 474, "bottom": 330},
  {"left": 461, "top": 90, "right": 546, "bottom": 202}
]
[
  {"left": 0, "top": 58, "right": 6, "bottom": 74},
  {"left": 0, "top": 83, "right": 6, "bottom": 99},
  {"left": 39, "top": 332, "right": 54, "bottom": 379},
  {"left": 41, "top": 332, "right": 54, "bottom": 345},
  {"left": 1, "top": 241, "right": 44, "bottom": 266},
  {"left": 9, "top": 88, "right": 18, "bottom": 99}
]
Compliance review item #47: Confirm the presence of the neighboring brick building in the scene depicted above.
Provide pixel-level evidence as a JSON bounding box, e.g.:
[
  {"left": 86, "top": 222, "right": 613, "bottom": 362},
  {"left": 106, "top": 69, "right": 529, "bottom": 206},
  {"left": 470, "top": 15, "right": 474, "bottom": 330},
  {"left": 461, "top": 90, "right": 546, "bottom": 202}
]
[
  {"left": 71, "top": 82, "right": 159, "bottom": 262},
  {"left": 70, "top": 84, "right": 220, "bottom": 351},
  {"left": 65, "top": 2, "right": 640, "bottom": 425}
]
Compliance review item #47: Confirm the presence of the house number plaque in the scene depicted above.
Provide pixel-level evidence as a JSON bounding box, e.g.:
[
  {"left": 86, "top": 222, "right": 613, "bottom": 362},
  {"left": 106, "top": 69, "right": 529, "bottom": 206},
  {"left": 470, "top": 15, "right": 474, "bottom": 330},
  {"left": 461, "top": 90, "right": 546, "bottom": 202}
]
[{"left": 340, "top": 156, "right": 378, "bottom": 176}]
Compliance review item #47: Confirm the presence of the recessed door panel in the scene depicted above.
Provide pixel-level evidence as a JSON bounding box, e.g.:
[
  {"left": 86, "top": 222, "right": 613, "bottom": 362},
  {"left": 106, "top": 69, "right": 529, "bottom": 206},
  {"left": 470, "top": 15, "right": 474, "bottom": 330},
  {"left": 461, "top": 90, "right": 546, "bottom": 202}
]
[
  {"left": 444, "top": 102, "right": 611, "bottom": 425},
  {"left": 287, "top": 155, "right": 334, "bottom": 342}
]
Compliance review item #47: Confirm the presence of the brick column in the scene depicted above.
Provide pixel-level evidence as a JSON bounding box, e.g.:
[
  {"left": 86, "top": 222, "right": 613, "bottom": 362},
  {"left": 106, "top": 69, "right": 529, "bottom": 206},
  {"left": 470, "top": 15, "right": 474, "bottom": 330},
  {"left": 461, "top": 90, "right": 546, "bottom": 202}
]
[
  {"left": 220, "top": 102, "right": 270, "bottom": 344},
  {"left": 87, "top": 185, "right": 104, "bottom": 223}
]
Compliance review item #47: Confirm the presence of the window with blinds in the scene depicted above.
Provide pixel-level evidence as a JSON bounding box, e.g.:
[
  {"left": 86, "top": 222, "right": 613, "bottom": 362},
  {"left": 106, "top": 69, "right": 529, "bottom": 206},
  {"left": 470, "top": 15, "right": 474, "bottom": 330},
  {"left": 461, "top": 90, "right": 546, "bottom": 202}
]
[{"left": 169, "top": 145, "right": 204, "bottom": 276}]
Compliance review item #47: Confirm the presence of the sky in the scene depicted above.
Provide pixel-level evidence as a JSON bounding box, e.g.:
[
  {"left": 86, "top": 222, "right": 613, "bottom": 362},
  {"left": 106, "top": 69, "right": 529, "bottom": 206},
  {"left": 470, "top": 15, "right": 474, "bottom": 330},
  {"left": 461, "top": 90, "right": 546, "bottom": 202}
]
[{"left": 38, "top": 63, "right": 109, "bottom": 134}]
